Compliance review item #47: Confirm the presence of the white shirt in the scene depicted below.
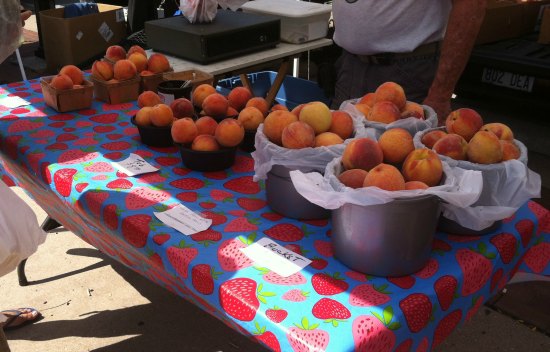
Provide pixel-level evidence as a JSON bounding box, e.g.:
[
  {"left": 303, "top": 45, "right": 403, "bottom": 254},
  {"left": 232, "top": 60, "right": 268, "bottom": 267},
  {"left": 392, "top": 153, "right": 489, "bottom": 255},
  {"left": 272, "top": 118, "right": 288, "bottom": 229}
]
[{"left": 333, "top": 0, "right": 452, "bottom": 55}]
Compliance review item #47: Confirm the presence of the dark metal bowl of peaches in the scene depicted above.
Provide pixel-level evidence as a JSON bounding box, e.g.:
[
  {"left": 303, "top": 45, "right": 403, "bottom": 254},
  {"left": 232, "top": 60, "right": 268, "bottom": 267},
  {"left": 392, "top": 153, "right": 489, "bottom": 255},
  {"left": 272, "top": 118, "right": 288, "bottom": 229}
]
[
  {"left": 173, "top": 117, "right": 245, "bottom": 172},
  {"left": 131, "top": 104, "right": 175, "bottom": 148}
]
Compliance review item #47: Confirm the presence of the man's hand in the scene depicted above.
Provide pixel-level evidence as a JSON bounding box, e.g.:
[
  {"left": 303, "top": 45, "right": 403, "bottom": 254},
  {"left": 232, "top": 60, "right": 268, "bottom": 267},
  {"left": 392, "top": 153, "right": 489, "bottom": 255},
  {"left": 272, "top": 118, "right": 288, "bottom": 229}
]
[{"left": 423, "top": 96, "right": 451, "bottom": 126}]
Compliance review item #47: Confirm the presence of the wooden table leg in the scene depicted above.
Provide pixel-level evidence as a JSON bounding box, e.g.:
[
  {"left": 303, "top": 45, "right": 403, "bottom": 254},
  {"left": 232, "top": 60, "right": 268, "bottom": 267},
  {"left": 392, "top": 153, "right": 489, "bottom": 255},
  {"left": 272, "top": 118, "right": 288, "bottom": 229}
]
[
  {"left": 239, "top": 73, "right": 254, "bottom": 96},
  {"left": 265, "top": 60, "right": 291, "bottom": 108}
]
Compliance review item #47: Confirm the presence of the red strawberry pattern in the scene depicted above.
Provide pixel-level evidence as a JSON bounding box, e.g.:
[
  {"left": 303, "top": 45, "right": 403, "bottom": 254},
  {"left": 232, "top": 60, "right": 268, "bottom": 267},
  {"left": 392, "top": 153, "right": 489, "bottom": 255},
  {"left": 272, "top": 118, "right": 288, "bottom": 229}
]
[{"left": 2, "top": 90, "right": 549, "bottom": 352}]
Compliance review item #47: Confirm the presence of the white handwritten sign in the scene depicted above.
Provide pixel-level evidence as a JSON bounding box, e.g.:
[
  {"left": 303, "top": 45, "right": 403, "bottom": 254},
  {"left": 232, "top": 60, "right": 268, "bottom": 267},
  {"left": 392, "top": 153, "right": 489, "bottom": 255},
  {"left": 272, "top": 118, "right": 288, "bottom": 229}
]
[
  {"left": 0, "top": 96, "right": 30, "bottom": 108},
  {"left": 240, "top": 237, "right": 311, "bottom": 277},
  {"left": 112, "top": 153, "right": 158, "bottom": 176},
  {"left": 154, "top": 204, "right": 212, "bottom": 236}
]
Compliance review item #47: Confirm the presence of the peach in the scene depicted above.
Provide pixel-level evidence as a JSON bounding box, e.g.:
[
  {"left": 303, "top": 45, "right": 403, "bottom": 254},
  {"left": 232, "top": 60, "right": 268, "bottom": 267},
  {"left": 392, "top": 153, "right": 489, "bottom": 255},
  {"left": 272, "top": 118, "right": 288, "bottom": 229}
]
[
  {"left": 367, "top": 101, "right": 400, "bottom": 124},
  {"left": 171, "top": 117, "right": 198, "bottom": 144},
  {"left": 467, "top": 130, "right": 503, "bottom": 164},
  {"left": 290, "top": 103, "right": 306, "bottom": 118},
  {"left": 329, "top": 110, "right": 354, "bottom": 140},
  {"left": 263, "top": 110, "right": 298, "bottom": 145},
  {"left": 140, "top": 70, "right": 154, "bottom": 77},
  {"left": 363, "top": 163, "right": 406, "bottom": 191},
  {"left": 405, "top": 181, "right": 429, "bottom": 190},
  {"left": 374, "top": 82, "right": 407, "bottom": 110},
  {"left": 481, "top": 122, "right": 514, "bottom": 141},
  {"left": 105, "top": 45, "right": 127, "bottom": 62},
  {"left": 245, "top": 97, "right": 270, "bottom": 117},
  {"left": 170, "top": 98, "right": 194, "bottom": 119},
  {"left": 433, "top": 134, "right": 468, "bottom": 160},
  {"left": 192, "top": 134, "right": 220, "bottom": 152},
  {"left": 135, "top": 107, "right": 153, "bottom": 126},
  {"left": 215, "top": 118, "right": 245, "bottom": 147},
  {"left": 127, "top": 52, "right": 148, "bottom": 73},
  {"left": 91, "top": 60, "right": 113, "bottom": 81},
  {"left": 358, "top": 92, "right": 376, "bottom": 107},
  {"left": 226, "top": 106, "right": 239, "bottom": 118},
  {"left": 446, "top": 108, "right": 483, "bottom": 142},
  {"left": 401, "top": 101, "right": 425, "bottom": 119},
  {"left": 113, "top": 59, "right": 137, "bottom": 81},
  {"left": 127, "top": 45, "right": 147, "bottom": 57},
  {"left": 192, "top": 84, "right": 217, "bottom": 108},
  {"left": 338, "top": 169, "right": 369, "bottom": 189},
  {"left": 354, "top": 103, "right": 372, "bottom": 118},
  {"left": 282, "top": 121, "right": 316, "bottom": 149},
  {"left": 147, "top": 53, "right": 170, "bottom": 73},
  {"left": 50, "top": 74, "right": 73, "bottom": 90},
  {"left": 421, "top": 130, "right": 447, "bottom": 149},
  {"left": 341, "top": 138, "right": 383, "bottom": 171},
  {"left": 401, "top": 148, "right": 443, "bottom": 187},
  {"left": 150, "top": 103, "right": 174, "bottom": 127},
  {"left": 299, "top": 101, "right": 332, "bottom": 134},
  {"left": 202, "top": 93, "right": 229, "bottom": 118},
  {"left": 500, "top": 140, "right": 521, "bottom": 161},
  {"left": 195, "top": 116, "right": 218, "bottom": 136},
  {"left": 378, "top": 128, "right": 414, "bottom": 164},
  {"left": 314, "top": 132, "right": 344, "bottom": 147},
  {"left": 237, "top": 106, "right": 264, "bottom": 131},
  {"left": 138, "top": 91, "right": 162, "bottom": 108},
  {"left": 227, "top": 86, "right": 253, "bottom": 111},
  {"left": 59, "top": 64, "right": 83, "bottom": 85},
  {"left": 271, "top": 103, "right": 289, "bottom": 111}
]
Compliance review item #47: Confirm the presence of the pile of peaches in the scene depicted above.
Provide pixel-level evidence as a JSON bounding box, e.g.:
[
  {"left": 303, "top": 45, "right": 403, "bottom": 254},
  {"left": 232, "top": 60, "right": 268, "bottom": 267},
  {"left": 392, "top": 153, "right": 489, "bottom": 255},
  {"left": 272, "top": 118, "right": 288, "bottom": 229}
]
[
  {"left": 47, "top": 64, "right": 86, "bottom": 90},
  {"left": 338, "top": 131, "right": 443, "bottom": 191},
  {"left": 421, "top": 108, "right": 520, "bottom": 164},
  {"left": 352, "top": 81, "right": 426, "bottom": 123},
  {"left": 262, "top": 101, "right": 355, "bottom": 149},
  {"left": 91, "top": 45, "right": 171, "bottom": 82}
]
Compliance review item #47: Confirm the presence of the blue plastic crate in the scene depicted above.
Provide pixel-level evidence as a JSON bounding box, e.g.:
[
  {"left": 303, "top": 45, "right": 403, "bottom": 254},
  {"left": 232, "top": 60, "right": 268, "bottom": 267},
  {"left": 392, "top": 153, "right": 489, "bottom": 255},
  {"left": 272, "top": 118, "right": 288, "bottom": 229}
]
[{"left": 216, "top": 71, "right": 331, "bottom": 110}]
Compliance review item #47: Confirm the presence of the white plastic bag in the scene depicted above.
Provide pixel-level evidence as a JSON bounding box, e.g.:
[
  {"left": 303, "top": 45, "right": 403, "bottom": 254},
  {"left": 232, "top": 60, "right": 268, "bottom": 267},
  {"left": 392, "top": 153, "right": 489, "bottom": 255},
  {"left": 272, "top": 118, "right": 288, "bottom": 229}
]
[
  {"left": 179, "top": 0, "right": 248, "bottom": 23},
  {"left": 340, "top": 98, "right": 439, "bottom": 140},
  {"left": 414, "top": 127, "right": 542, "bottom": 230},
  {"left": 251, "top": 113, "right": 368, "bottom": 181},
  {"left": 289, "top": 157, "right": 483, "bottom": 210},
  {"left": 0, "top": 182, "right": 46, "bottom": 277},
  {"left": 0, "top": 0, "right": 22, "bottom": 64}
]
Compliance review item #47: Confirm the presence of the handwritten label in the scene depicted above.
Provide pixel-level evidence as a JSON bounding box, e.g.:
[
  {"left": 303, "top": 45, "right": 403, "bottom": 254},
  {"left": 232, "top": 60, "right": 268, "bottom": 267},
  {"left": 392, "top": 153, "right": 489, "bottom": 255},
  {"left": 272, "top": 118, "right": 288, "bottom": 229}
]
[
  {"left": 112, "top": 153, "right": 158, "bottom": 176},
  {"left": 0, "top": 96, "right": 30, "bottom": 108},
  {"left": 241, "top": 237, "right": 311, "bottom": 277},
  {"left": 154, "top": 204, "right": 212, "bottom": 236},
  {"left": 98, "top": 22, "right": 114, "bottom": 42}
]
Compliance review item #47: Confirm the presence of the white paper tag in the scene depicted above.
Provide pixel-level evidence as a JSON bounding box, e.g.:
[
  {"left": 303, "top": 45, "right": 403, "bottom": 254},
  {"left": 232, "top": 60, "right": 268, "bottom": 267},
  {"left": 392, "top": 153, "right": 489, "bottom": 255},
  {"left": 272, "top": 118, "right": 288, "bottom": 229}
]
[
  {"left": 76, "top": 31, "right": 83, "bottom": 41},
  {"left": 116, "top": 9, "right": 125, "bottom": 22},
  {"left": 158, "top": 92, "right": 175, "bottom": 106},
  {"left": 154, "top": 204, "right": 212, "bottom": 236},
  {"left": 0, "top": 96, "right": 31, "bottom": 108},
  {"left": 112, "top": 153, "right": 159, "bottom": 176},
  {"left": 240, "top": 237, "right": 311, "bottom": 277},
  {"left": 98, "top": 22, "right": 114, "bottom": 42}
]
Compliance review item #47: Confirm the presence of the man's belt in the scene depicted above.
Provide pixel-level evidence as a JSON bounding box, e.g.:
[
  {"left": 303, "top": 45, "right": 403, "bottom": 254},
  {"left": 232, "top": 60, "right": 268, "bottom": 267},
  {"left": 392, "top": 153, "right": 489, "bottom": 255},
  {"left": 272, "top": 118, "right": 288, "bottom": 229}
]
[{"left": 355, "top": 41, "right": 441, "bottom": 65}]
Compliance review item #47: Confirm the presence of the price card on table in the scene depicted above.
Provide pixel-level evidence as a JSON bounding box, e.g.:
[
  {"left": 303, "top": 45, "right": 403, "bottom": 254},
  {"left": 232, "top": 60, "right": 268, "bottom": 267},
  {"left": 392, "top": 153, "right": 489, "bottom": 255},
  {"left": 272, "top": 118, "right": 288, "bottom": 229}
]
[
  {"left": 241, "top": 237, "right": 311, "bottom": 277},
  {"left": 154, "top": 204, "right": 212, "bottom": 236},
  {"left": 0, "top": 96, "right": 30, "bottom": 109},
  {"left": 112, "top": 153, "right": 158, "bottom": 176}
]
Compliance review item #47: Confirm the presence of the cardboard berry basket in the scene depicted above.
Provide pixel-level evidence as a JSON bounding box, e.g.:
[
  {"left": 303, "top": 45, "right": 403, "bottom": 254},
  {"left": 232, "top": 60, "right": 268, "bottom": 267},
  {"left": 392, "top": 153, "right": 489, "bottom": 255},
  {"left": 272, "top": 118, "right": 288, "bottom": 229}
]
[
  {"left": 91, "top": 75, "right": 141, "bottom": 104},
  {"left": 41, "top": 76, "right": 94, "bottom": 112},
  {"left": 140, "top": 67, "right": 174, "bottom": 93}
]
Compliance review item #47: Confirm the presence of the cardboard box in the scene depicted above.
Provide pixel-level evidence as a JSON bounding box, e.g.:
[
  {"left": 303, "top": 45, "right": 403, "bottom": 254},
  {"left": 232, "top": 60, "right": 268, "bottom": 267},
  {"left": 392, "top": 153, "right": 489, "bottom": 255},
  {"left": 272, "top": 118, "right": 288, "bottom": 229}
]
[
  {"left": 41, "top": 77, "right": 94, "bottom": 112},
  {"left": 476, "top": 1, "right": 523, "bottom": 44},
  {"left": 538, "top": 7, "right": 550, "bottom": 43},
  {"left": 518, "top": 0, "right": 550, "bottom": 34},
  {"left": 39, "top": 4, "right": 127, "bottom": 71},
  {"left": 91, "top": 76, "right": 141, "bottom": 104}
]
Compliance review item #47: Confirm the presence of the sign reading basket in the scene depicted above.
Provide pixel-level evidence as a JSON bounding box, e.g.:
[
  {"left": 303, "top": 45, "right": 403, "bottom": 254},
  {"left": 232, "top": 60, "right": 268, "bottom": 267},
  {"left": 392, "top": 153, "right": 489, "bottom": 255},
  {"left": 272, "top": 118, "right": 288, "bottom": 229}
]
[{"left": 241, "top": 237, "right": 311, "bottom": 277}]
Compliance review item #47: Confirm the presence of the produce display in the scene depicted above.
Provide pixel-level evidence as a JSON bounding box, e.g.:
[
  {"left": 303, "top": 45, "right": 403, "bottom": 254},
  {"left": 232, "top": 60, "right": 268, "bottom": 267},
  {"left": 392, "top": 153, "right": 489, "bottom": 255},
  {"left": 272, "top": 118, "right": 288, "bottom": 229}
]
[
  {"left": 351, "top": 81, "right": 426, "bottom": 123},
  {"left": 421, "top": 108, "right": 521, "bottom": 163},
  {"left": 40, "top": 64, "right": 93, "bottom": 112}
]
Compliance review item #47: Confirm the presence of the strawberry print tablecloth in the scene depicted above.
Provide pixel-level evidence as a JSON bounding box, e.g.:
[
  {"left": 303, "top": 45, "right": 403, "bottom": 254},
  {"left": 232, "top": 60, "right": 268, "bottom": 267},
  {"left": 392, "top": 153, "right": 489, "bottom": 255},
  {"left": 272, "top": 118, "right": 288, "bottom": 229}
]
[{"left": 1, "top": 78, "right": 549, "bottom": 352}]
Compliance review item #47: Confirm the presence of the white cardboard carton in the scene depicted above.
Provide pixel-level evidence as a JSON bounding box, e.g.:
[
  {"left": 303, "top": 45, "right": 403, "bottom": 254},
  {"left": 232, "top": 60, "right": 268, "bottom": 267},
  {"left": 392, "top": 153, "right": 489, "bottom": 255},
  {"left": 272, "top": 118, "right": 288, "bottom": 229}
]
[{"left": 241, "top": 0, "right": 332, "bottom": 44}]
